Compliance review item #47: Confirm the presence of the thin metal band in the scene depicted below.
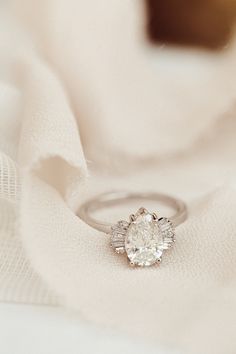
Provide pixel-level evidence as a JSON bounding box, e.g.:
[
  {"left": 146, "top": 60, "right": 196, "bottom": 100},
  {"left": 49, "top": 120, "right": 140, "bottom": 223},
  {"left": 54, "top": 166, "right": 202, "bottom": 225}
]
[{"left": 78, "top": 191, "right": 187, "bottom": 234}]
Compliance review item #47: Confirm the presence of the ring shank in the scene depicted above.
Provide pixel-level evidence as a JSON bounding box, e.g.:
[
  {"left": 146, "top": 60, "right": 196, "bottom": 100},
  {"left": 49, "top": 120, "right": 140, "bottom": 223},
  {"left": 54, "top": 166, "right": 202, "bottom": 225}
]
[{"left": 78, "top": 191, "right": 187, "bottom": 234}]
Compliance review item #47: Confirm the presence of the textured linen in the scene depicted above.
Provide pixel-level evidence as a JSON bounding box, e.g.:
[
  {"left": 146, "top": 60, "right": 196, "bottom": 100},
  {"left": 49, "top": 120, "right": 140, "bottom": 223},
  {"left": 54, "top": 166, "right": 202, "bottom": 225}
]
[{"left": 0, "top": 1, "right": 236, "bottom": 354}]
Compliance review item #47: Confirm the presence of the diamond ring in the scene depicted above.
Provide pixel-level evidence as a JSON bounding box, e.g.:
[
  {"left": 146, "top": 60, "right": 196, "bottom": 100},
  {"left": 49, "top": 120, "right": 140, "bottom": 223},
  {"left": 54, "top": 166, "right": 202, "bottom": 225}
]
[{"left": 78, "top": 191, "right": 187, "bottom": 267}]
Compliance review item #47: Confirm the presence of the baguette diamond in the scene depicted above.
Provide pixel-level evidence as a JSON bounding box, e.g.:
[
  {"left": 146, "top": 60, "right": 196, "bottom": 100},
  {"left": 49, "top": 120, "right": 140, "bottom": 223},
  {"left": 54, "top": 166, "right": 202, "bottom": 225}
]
[{"left": 111, "top": 221, "right": 129, "bottom": 253}]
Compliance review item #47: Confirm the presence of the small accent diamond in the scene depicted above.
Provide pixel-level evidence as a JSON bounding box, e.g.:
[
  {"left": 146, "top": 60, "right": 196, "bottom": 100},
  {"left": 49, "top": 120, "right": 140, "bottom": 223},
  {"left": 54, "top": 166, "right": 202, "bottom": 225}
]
[
  {"left": 158, "top": 217, "right": 175, "bottom": 250},
  {"left": 111, "top": 220, "right": 129, "bottom": 254}
]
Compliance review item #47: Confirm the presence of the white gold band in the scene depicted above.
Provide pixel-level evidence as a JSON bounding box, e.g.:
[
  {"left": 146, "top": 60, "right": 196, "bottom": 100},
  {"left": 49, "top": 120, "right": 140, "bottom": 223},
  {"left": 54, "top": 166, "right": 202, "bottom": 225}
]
[{"left": 78, "top": 191, "right": 187, "bottom": 234}]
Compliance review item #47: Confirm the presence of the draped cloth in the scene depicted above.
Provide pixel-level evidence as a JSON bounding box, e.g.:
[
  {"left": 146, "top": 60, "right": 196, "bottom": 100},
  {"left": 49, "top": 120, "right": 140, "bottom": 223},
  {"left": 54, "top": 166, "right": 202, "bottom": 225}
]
[{"left": 0, "top": 1, "right": 236, "bottom": 353}]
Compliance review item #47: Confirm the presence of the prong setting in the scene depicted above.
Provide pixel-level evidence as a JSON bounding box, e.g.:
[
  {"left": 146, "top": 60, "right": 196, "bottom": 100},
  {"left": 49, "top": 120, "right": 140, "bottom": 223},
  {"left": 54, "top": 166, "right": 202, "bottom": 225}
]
[
  {"left": 152, "top": 212, "right": 158, "bottom": 221},
  {"left": 137, "top": 207, "right": 148, "bottom": 215},
  {"left": 129, "top": 214, "right": 136, "bottom": 222}
]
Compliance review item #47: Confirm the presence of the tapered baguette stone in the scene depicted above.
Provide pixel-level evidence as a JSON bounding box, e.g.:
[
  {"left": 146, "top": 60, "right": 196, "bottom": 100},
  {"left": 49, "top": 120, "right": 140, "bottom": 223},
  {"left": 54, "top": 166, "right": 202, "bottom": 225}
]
[
  {"left": 125, "top": 213, "right": 163, "bottom": 266},
  {"left": 111, "top": 221, "right": 129, "bottom": 254}
]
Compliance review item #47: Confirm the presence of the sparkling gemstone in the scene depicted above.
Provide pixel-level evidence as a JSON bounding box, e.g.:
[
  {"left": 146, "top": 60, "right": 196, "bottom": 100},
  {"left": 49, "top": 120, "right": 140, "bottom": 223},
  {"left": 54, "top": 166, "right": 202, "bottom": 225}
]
[
  {"left": 125, "top": 212, "right": 163, "bottom": 266},
  {"left": 111, "top": 220, "right": 129, "bottom": 254},
  {"left": 158, "top": 217, "right": 175, "bottom": 249}
]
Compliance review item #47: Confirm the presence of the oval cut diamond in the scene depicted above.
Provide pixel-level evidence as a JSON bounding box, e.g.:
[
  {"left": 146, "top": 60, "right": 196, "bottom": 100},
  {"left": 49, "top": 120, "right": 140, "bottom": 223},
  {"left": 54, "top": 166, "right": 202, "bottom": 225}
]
[{"left": 125, "top": 213, "right": 163, "bottom": 266}]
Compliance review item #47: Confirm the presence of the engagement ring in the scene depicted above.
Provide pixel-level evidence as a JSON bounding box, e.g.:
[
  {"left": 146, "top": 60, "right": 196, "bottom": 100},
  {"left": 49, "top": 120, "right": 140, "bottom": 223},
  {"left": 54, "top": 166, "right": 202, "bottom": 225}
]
[{"left": 78, "top": 192, "right": 187, "bottom": 267}]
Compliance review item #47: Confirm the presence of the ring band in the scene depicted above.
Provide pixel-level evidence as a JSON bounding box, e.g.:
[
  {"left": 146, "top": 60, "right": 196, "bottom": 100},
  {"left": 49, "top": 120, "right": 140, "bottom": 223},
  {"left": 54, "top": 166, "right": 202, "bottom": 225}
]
[{"left": 78, "top": 191, "right": 187, "bottom": 267}]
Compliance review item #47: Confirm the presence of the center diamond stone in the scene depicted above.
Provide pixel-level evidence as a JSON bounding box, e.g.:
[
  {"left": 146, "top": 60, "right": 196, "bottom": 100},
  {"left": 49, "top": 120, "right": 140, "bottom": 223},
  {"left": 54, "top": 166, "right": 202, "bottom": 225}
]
[{"left": 125, "top": 212, "right": 163, "bottom": 266}]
